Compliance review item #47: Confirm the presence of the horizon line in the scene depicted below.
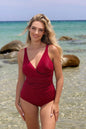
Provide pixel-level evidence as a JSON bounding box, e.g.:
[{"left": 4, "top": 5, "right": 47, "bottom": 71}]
[{"left": 0, "top": 19, "right": 86, "bottom": 22}]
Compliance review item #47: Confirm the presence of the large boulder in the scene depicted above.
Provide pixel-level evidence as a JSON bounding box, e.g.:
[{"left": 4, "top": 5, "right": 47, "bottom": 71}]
[
  {"left": 0, "top": 40, "right": 24, "bottom": 54},
  {"left": 0, "top": 40, "right": 80, "bottom": 68},
  {"left": 62, "top": 55, "right": 80, "bottom": 68},
  {"left": 59, "top": 36, "right": 74, "bottom": 41},
  {"left": 0, "top": 54, "right": 4, "bottom": 59},
  {"left": 3, "top": 58, "right": 18, "bottom": 64},
  {"left": 2, "top": 54, "right": 80, "bottom": 68},
  {"left": 0, "top": 51, "right": 18, "bottom": 59}
]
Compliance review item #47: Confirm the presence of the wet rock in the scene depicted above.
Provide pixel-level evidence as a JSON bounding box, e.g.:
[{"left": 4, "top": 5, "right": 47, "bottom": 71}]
[
  {"left": 62, "top": 55, "right": 80, "bottom": 68},
  {"left": 0, "top": 40, "right": 24, "bottom": 54},
  {"left": 0, "top": 54, "right": 4, "bottom": 59},
  {"left": 3, "top": 58, "right": 18, "bottom": 64},
  {"left": 0, "top": 40, "right": 80, "bottom": 68},
  {"left": 59, "top": 36, "right": 74, "bottom": 41},
  {"left": 0, "top": 65, "right": 3, "bottom": 68},
  {"left": 3, "top": 54, "right": 80, "bottom": 68},
  {"left": 0, "top": 51, "right": 18, "bottom": 59},
  {"left": 77, "top": 35, "right": 86, "bottom": 39}
]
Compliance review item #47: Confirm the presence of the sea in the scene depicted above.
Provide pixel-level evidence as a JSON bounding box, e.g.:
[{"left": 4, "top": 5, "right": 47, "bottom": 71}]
[{"left": 0, "top": 21, "right": 86, "bottom": 129}]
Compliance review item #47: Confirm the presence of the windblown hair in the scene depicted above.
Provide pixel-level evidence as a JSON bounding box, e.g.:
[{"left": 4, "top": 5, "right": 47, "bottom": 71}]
[{"left": 21, "top": 14, "right": 63, "bottom": 60}]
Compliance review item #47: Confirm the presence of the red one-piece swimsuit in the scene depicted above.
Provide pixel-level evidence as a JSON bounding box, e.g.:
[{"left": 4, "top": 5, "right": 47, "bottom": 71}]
[{"left": 20, "top": 44, "right": 56, "bottom": 106}]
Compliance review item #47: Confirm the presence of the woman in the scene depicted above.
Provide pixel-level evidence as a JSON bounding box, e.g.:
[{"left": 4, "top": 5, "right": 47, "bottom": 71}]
[{"left": 15, "top": 14, "right": 64, "bottom": 129}]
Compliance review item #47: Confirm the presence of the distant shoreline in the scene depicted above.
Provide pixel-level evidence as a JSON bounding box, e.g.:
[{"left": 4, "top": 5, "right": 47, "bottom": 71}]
[{"left": 0, "top": 20, "right": 86, "bottom": 22}]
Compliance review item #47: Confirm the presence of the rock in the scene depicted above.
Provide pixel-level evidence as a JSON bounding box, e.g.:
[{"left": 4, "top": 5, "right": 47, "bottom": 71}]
[
  {"left": 3, "top": 54, "right": 80, "bottom": 68},
  {"left": 3, "top": 58, "right": 18, "bottom": 64},
  {"left": 62, "top": 55, "right": 80, "bottom": 68},
  {"left": 0, "top": 40, "right": 80, "bottom": 68},
  {"left": 0, "top": 51, "right": 18, "bottom": 59},
  {"left": 59, "top": 36, "right": 74, "bottom": 41},
  {"left": 78, "top": 35, "right": 86, "bottom": 39},
  {"left": 0, "top": 54, "right": 4, "bottom": 59},
  {"left": 0, "top": 40, "right": 24, "bottom": 54},
  {"left": 0, "top": 65, "right": 3, "bottom": 68}
]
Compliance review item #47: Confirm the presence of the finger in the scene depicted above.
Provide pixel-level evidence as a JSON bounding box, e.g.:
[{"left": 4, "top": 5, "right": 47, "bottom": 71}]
[
  {"left": 19, "top": 106, "right": 25, "bottom": 121},
  {"left": 20, "top": 113, "right": 25, "bottom": 121},
  {"left": 17, "top": 105, "right": 25, "bottom": 121},
  {"left": 19, "top": 106, "right": 24, "bottom": 115},
  {"left": 19, "top": 110, "right": 25, "bottom": 121},
  {"left": 50, "top": 105, "right": 53, "bottom": 117},
  {"left": 55, "top": 112, "right": 59, "bottom": 121}
]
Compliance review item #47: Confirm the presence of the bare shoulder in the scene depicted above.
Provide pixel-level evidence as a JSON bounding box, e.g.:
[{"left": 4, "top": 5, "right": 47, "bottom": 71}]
[
  {"left": 48, "top": 45, "right": 59, "bottom": 56},
  {"left": 17, "top": 48, "right": 25, "bottom": 63}
]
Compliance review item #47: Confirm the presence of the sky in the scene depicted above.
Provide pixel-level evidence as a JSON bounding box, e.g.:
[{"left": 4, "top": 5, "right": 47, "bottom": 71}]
[{"left": 0, "top": 0, "right": 86, "bottom": 21}]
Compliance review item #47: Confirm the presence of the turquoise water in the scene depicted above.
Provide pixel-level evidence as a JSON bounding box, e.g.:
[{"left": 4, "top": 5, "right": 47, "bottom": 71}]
[
  {"left": 0, "top": 20, "right": 86, "bottom": 48},
  {"left": 0, "top": 21, "right": 27, "bottom": 47},
  {"left": 0, "top": 21, "right": 86, "bottom": 129},
  {"left": 0, "top": 20, "right": 86, "bottom": 57}
]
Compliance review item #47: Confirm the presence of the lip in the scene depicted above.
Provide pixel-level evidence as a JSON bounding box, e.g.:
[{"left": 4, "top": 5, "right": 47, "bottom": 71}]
[{"left": 33, "top": 35, "right": 39, "bottom": 38}]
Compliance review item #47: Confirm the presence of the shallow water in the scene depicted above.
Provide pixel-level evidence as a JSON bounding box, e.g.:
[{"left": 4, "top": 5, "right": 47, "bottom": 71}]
[
  {"left": 0, "top": 53, "right": 86, "bottom": 129},
  {"left": 0, "top": 21, "right": 86, "bottom": 128}
]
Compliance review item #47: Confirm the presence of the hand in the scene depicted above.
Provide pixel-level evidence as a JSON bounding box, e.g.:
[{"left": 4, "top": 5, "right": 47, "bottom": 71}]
[
  {"left": 15, "top": 101, "right": 25, "bottom": 121},
  {"left": 50, "top": 102, "right": 59, "bottom": 121}
]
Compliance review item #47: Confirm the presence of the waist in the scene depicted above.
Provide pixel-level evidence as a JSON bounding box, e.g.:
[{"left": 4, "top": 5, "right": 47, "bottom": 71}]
[
  {"left": 27, "top": 75, "right": 52, "bottom": 82},
  {"left": 25, "top": 78, "right": 53, "bottom": 88}
]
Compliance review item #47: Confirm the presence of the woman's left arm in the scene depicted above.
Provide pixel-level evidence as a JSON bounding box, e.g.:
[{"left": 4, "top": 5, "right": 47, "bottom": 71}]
[
  {"left": 50, "top": 45, "right": 64, "bottom": 121},
  {"left": 53, "top": 47, "right": 64, "bottom": 105}
]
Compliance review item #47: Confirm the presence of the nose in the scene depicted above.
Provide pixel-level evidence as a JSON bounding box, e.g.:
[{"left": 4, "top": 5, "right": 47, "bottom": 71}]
[{"left": 35, "top": 29, "right": 39, "bottom": 34}]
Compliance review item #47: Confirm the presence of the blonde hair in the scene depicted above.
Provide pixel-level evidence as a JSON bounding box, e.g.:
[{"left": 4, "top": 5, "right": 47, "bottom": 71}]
[{"left": 21, "top": 14, "right": 63, "bottom": 60}]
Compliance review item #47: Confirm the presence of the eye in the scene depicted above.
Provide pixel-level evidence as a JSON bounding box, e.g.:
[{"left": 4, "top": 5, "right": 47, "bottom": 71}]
[
  {"left": 31, "top": 27, "right": 36, "bottom": 30},
  {"left": 39, "top": 29, "right": 44, "bottom": 32}
]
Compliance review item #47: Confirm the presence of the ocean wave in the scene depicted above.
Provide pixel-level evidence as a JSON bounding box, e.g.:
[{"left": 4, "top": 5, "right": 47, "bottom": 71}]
[
  {"left": 60, "top": 39, "right": 86, "bottom": 45},
  {"left": 76, "top": 35, "right": 86, "bottom": 39},
  {"left": 63, "top": 49, "right": 86, "bottom": 53}
]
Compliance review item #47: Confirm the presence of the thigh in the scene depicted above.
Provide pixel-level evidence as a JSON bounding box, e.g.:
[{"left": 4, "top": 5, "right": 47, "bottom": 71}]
[
  {"left": 40, "top": 100, "right": 56, "bottom": 129},
  {"left": 20, "top": 98, "right": 40, "bottom": 129}
]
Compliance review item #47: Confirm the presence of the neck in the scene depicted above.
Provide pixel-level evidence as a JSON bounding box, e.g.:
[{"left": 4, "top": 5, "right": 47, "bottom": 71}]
[{"left": 29, "top": 41, "right": 42, "bottom": 48}]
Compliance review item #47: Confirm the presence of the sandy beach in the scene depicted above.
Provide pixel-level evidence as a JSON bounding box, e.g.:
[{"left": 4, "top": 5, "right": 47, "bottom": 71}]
[{"left": 0, "top": 53, "right": 86, "bottom": 129}]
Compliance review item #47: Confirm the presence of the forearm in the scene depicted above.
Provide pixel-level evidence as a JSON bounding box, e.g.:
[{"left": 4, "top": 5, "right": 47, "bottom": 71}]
[
  {"left": 15, "top": 81, "right": 24, "bottom": 104},
  {"left": 54, "top": 75, "right": 64, "bottom": 104}
]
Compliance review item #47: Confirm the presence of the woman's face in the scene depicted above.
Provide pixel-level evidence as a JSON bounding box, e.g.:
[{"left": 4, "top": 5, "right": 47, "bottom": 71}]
[{"left": 29, "top": 21, "right": 45, "bottom": 42}]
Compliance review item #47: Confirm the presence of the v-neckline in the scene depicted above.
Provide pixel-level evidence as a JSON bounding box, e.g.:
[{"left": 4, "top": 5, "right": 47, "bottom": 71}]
[{"left": 26, "top": 45, "right": 47, "bottom": 70}]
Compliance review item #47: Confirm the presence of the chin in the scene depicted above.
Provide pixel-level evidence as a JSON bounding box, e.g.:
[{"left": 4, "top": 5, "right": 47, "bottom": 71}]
[{"left": 32, "top": 37, "right": 42, "bottom": 42}]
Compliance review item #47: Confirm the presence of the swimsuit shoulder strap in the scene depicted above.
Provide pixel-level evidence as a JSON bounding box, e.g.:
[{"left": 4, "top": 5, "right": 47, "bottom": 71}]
[
  {"left": 42, "top": 44, "right": 48, "bottom": 58},
  {"left": 44, "top": 44, "right": 48, "bottom": 54},
  {"left": 45, "top": 44, "right": 48, "bottom": 55},
  {"left": 23, "top": 47, "right": 28, "bottom": 63}
]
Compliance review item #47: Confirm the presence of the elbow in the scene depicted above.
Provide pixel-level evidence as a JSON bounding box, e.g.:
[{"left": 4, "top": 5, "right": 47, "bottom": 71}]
[
  {"left": 56, "top": 74, "right": 64, "bottom": 86},
  {"left": 60, "top": 75, "right": 64, "bottom": 87}
]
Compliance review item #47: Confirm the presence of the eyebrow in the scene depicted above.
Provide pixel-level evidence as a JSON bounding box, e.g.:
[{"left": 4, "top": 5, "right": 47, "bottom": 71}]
[{"left": 31, "top": 26, "right": 44, "bottom": 29}]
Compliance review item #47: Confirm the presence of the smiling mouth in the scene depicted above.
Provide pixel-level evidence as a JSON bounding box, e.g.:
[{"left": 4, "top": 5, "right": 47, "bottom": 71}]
[{"left": 33, "top": 35, "right": 39, "bottom": 38}]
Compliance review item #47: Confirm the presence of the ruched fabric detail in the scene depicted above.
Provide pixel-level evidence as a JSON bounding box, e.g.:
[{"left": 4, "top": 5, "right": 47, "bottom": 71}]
[{"left": 20, "top": 45, "right": 56, "bottom": 106}]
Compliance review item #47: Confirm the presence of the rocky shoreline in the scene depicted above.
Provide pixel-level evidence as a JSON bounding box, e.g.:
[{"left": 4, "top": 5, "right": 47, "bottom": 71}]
[{"left": 0, "top": 39, "right": 80, "bottom": 68}]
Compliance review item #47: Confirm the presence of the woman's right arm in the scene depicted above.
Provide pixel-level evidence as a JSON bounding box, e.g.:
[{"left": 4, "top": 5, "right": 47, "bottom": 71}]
[{"left": 15, "top": 49, "right": 25, "bottom": 120}]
